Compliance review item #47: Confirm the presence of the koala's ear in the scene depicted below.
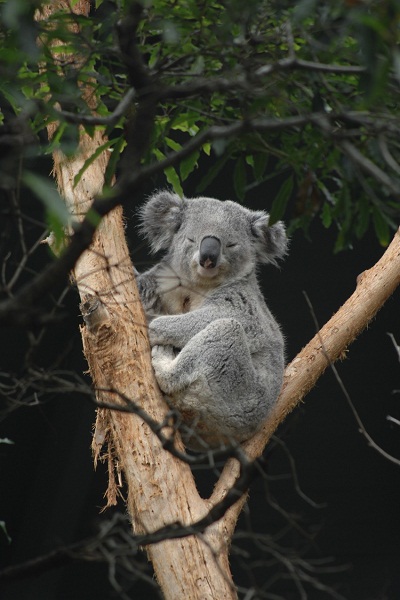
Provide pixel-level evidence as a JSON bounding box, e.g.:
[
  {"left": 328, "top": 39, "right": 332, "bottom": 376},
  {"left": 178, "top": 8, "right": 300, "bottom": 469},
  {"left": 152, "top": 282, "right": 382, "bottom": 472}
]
[
  {"left": 139, "top": 190, "right": 187, "bottom": 253},
  {"left": 250, "top": 212, "right": 288, "bottom": 265}
]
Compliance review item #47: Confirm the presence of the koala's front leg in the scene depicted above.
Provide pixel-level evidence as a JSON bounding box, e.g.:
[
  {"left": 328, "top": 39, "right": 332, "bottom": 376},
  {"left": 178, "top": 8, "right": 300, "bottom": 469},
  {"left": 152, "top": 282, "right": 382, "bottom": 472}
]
[{"left": 149, "top": 317, "right": 183, "bottom": 348}]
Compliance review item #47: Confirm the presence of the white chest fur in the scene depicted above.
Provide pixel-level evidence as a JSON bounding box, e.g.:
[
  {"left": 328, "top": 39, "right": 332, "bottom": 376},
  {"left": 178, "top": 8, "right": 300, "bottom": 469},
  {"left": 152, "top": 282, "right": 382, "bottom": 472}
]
[{"left": 156, "top": 264, "right": 208, "bottom": 315}]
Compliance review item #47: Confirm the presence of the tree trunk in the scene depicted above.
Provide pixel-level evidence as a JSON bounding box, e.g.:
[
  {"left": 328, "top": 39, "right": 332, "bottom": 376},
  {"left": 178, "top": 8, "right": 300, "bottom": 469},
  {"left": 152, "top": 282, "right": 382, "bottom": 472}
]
[{"left": 36, "top": 4, "right": 236, "bottom": 598}]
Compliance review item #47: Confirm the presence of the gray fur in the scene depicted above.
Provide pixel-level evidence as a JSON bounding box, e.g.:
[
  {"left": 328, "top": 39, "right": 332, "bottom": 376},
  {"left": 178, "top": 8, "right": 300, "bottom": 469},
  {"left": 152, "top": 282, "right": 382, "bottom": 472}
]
[{"left": 136, "top": 190, "right": 288, "bottom": 450}]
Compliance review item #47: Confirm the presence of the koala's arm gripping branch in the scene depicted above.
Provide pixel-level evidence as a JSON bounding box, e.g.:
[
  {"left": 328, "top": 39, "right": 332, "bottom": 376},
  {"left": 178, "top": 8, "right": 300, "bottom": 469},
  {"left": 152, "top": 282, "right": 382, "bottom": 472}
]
[{"left": 149, "top": 305, "right": 226, "bottom": 347}]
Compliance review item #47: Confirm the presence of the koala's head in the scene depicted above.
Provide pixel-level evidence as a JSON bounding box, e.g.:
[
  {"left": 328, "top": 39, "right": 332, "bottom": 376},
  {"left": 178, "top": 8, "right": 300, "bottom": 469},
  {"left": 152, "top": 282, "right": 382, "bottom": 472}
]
[{"left": 139, "top": 190, "right": 288, "bottom": 286}]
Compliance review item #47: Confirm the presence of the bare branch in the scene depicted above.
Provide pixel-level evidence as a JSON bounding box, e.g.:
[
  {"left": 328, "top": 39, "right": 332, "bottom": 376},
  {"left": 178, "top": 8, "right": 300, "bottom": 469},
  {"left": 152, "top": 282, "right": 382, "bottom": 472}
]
[
  {"left": 388, "top": 333, "right": 400, "bottom": 362},
  {"left": 92, "top": 390, "right": 247, "bottom": 467},
  {"left": 49, "top": 88, "right": 136, "bottom": 126},
  {"left": 339, "top": 140, "right": 400, "bottom": 196},
  {"left": 302, "top": 291, "right": 400, "bottom": 467},
  {"left": 211, "top": 228, "right": 400, "bottom": 536},
  {"left": 255, "top": 56, "right": 366, "bottom": 77},
  {"left": 378, "top": 134, "right": 400, "bottom": 176},
  {"left": 0, "top": 513, "right": 158, "bottom": 595}
]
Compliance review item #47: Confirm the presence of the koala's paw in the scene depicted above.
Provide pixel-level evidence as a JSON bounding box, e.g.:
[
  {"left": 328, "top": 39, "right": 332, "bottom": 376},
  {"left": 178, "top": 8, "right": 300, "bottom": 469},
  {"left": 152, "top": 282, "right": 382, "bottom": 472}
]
[
  {"left": 148, "top": 320, "right": 163, "bottom": 347},
  {"left": 151, "top": 345, "right": 176, "bottom": 393}
]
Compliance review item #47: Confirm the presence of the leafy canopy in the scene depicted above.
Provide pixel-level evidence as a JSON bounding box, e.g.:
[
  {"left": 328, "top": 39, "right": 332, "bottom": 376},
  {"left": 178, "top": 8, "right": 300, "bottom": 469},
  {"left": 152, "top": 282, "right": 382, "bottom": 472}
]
[{"left": 1, "top": 0, "right": 400, "bottom": 250}]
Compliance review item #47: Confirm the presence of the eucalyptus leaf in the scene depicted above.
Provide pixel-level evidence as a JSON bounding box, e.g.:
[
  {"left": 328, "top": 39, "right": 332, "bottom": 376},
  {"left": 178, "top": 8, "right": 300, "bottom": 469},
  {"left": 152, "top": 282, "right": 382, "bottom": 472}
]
[
  {"left": 269, "top": 175, "right": 293, "bottom": 225},
  {"left": 180, "top": 150, "right": 199, "bottom": 182},
  {"left": 22, "top": 171, "right": 70, "bottom": 226},
  {"left": 233, "top": 157, "right": 247, "bottom": 202},
  {"left": 74, "top": 139, "right": 116, "bottom": 187},
  {"left": 372, "top": 207, "right": 391, "bottom": 246},
  {"left": 196, "top": 155, "right": 230, "bottom": 193},
  {"left": 0, "top": 521, "right": 11, "bottom": 544}
]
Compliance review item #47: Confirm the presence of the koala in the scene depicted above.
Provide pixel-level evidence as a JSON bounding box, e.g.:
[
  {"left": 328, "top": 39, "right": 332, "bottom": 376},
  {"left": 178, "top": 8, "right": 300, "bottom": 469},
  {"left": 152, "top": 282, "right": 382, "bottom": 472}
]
[{"left": 136, "top": 190, "right": 288, "bottom": 450}]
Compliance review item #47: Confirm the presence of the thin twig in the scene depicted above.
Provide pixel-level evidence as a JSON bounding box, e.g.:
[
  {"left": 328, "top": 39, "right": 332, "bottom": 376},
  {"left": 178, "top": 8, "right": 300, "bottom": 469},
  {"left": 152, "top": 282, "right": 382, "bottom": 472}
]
[
  {"left": 303, "top": 291, "right": 400, "bottom": 467},
  {"left": 50, "top": 88, "right": 136, "bottom": 126}
]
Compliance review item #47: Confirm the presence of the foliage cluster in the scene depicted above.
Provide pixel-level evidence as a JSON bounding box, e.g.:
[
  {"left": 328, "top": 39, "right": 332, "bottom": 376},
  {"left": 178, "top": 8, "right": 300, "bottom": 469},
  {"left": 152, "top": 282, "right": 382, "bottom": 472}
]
[{"left": 1, "top": 0, "right": 399, "bottom": 250}]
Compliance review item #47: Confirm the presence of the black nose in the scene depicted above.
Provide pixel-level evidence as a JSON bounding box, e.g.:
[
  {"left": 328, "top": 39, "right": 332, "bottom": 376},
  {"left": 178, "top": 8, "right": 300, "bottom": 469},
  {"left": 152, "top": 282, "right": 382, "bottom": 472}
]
[{"left": 199, "top": 236, "right": 221, "bottom": 269}]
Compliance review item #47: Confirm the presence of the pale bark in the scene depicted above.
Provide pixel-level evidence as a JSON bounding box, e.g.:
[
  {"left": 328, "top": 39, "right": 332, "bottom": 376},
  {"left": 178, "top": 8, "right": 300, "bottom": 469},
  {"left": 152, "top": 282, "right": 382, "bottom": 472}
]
[{"left": 36, "top": 3, "right": 400, "bottom": 599}]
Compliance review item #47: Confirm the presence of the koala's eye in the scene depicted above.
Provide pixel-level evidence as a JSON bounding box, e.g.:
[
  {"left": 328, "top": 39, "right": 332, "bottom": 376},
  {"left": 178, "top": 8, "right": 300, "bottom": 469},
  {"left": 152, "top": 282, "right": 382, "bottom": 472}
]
[
  {"left": 226, "top": 243, "right": 238, "bottom": 248},
  {"left": 186, "top": 237, "right": 195, "bottom": 243}
]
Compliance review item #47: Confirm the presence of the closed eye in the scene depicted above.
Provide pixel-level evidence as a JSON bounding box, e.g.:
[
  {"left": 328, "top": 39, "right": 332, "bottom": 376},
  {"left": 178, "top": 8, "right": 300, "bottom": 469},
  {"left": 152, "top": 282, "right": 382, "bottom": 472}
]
[
  {"left": 187, "top": 237, "right": 195, "bottom": 243},
  {"left": 226, "top": 243, "right": 237, "bottom": 248}
]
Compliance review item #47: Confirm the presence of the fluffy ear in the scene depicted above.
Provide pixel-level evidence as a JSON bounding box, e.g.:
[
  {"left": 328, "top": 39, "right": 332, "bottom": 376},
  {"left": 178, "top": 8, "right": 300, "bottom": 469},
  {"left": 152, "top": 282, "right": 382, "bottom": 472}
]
[
  {"left": 250, "top": 211, "right": 288, "bottom": 265},
  {"left": 139, "top": 190, "right": 187, "bottom": 253}
]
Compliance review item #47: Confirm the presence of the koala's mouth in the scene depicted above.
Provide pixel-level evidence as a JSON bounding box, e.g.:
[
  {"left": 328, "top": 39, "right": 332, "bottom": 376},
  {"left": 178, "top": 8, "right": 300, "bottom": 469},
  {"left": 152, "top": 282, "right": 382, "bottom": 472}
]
[{"left": 197, "top": 264, "right": 220, "bottom": 278}]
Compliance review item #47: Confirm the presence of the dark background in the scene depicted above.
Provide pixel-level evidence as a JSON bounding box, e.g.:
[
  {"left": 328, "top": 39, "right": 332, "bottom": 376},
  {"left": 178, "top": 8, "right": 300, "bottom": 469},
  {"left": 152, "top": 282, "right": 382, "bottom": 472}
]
[{"left": 1, "top": 165, "right": 399, "bottom": 599}]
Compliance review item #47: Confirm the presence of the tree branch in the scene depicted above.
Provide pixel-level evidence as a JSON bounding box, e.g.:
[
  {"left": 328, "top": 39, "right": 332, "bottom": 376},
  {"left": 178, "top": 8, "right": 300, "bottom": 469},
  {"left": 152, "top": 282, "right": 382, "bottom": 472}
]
[
  {"left": 302, "top": 291, "right": 400, "bottom": 467},
  {"left": 2, "top": 107, "right": 398, "bottom": 327},
  {"left": 339, "top": 139, "right": 400, "bottom": 196},
  {"left": 255, "top": 55, "right": 366, "bottom": 77},
  {"left": 48, "top": 88, "right": 136, "bottom": 126},
  {"left": 211, "top": 227, "right": 400, "bottom": 537}
]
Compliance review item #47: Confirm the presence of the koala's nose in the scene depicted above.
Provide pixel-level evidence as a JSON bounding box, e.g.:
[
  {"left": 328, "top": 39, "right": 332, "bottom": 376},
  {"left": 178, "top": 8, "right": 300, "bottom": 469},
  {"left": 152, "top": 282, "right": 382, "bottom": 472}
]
[{"left": 199, "top": 236, "right": 221, "bottom": 269}]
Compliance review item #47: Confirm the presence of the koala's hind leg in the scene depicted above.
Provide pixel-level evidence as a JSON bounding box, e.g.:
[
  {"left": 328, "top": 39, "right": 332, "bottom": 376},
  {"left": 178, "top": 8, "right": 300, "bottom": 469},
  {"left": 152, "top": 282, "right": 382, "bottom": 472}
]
[{"left": 151, "top": 318, "right": 266, "bottom": 439}]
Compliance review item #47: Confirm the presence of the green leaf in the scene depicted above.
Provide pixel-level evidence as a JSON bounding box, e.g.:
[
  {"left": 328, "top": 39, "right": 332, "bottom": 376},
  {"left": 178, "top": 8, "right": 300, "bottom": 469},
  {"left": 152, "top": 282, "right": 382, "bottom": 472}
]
[
  {"left": 153, "top": 149, "right": 183, "bottom": 197},
  {"left": 372, "top": 207, "right": 390, "bottom": 246},
  {"left": 180, "top": 150, "right": 199, "bottom": 182},
  {"left": 83, "top": 123, "right": 96, "bottom": 139},
  {"left": 233, "top": 157, "right": 246, "bottom": 201},
  {"left": 73, "top": 138, "right": 116, "bottom": 187},
  {"left": 196, "top": 155, "right": 230, "bottom": 194},
  {"left": 0, "top": 521, "right": 11, "bottom": 544},
  {"left": 253, "top": 153, "right": 268, "bottom": 181},
  {"left": 46, "top": 211, "right": 69, "bottom": 255},
  {"left": 269, "top": 175, "right": 293, "bottom": 224},
  {"left": 104, "top": 136, "right": 126, "bottom": 188},
  {"left": 22, "top": 172, "right": 70, "bottom": 226},
  {"left": 321, "top": 202, "right": 332, "bottom": 228},
  {"left": 0, "top": 86, "right": 23, "bottom": 115},
  {"left": 355, "top": 198, "right": 370, "bottom": 239},
  {"left": 165, "top": 166, "right": 183, "bottom": 197},
  {"left": 165, "top": 137, "right": 182, "bottom": 152},
  {"left": 212, "top": 138, "right": 228, "bottom": 157},
  {"left": 202, "top": 142, "right": 211, "bottom": 156},
  {"left": 45, "top": 121, "right": 80, "bottom": 157}
]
